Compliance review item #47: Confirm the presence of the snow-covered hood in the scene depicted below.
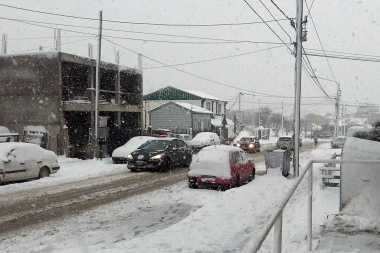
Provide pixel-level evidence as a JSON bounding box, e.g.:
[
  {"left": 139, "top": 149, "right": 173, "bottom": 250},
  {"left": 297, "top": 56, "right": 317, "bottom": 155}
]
[{"left": 112, "top": 136, "right": 156, "bottom": 158}]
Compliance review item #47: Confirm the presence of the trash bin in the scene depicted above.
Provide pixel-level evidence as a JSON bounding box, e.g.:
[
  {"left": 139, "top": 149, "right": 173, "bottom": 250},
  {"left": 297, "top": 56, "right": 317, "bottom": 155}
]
[{"left": 264, "top": 149, "right": 291, "bottom": 177}]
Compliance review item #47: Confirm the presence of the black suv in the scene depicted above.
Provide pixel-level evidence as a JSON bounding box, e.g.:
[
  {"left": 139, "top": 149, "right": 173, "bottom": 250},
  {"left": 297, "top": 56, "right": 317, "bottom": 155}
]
[{"left": 127, "top": 138, "right": 192, "bottom": 172}]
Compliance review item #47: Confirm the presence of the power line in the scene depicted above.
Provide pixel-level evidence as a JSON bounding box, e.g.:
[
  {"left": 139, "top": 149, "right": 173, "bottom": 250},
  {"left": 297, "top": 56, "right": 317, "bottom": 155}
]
[
  {"left": 270, "top": 0, "right": 294, "bottom": 26},
  {"left": 142, "top": 45, "right": 285, "bottom": 69},
  {"left": 10, "top": 37, "right": 95, "bottom": 54},
  {"left": 0, "top": 3, "right": 287, "bottom": 27},
  {"left": 104, "top": 38, "right": 297, "bottom": 99},
  {"left": 0, "top": 16, "right": 293, "bottom": 45},
  {"left": 305, "top": 0, "right": 338, "bottom": 84},
  {"left": 305, "top": 0, "right": 315, "bottom": 16},
  {"left": 242, "top": 0, "right": 293, "bottom": 52},
  {"left": 0, "top": 35, "right": 93, "bottom": 41},
  {"left": 306, "top": 48, "right": 380, "bottom": 60},
  {"left": 302, "top": 47, "right": 332, "bottom": 98},
  {"left": 0, "top": 16, "right": 288, "bottom": 46},
  {"left": 259, "top": 0, "right": 292, "bottom": 43},
  {"left": 305, "top": 52, "right": 380, "bottom": 63}
]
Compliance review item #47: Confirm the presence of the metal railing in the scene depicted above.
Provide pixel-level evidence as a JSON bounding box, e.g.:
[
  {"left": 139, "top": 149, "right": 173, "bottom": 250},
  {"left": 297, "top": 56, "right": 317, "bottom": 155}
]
[{"left": 248, "top": 159, "right": 380, "bottom": 253}]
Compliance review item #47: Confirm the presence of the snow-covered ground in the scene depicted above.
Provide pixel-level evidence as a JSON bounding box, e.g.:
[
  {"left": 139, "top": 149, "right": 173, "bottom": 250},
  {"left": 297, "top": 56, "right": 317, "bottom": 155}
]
[{"left": 0, "top": 143, "right": 348, "bottom": 253}]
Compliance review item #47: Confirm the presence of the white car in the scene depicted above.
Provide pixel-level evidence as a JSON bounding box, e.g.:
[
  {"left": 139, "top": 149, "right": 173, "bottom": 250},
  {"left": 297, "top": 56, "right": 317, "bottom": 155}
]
[
  {"left": 0, "top": 142, "right": 60, "bottom": 184},
  {"left": 112, "top": 136, "right": 156, "bottom": 164},
  {"left": 189, "top": 132, "right": 221, "bottom": 152},
  {"left": 174, "top": 134, "right": 192, "bottom": 144},
  {"left": 331, "top": 136, "right": 346, "bottom": 148}
]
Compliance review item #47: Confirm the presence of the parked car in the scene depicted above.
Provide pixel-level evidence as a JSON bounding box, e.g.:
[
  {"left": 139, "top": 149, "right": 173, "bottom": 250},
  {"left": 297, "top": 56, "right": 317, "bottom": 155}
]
[
  {"left": 0, "top": 126, "right": 18, "bottom": 143},
  {"left": 331, "top": 136, "right": 347, "bottom": 148},
  {"left": 151, "top": 129, "right": 173, "bottom": 138},
  {"left": 276, "top": 135, "right": 302, "bottom": 150},
  {"left": 127, "top": 138, "right": 192, "bottom": 172},
  {"left": 174, "top": 134, "right": 192, "bottom": 145},
  {"left": 189, "top": 132, "right": 221, "bottom": 153},
  {"left": 187, "top": 145, "right": 255, "bottom": 191},
  {"left": 0, "top": 143, "right": 60, "bottom": 184},
  {"left": 277, "top": 136, "right": 293, "bottom": 150},
  {"left": 112, "top": 136, "right": 156, "bottom": 164},
  {"left": 234, "top": 136, "right": 260, "bottom": 153}
]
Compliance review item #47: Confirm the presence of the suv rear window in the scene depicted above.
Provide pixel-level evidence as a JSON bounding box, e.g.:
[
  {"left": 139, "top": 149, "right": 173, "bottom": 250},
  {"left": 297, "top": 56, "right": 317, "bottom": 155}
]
[{"left": 279, "top": 137, "right": 291, "bottom": 141}]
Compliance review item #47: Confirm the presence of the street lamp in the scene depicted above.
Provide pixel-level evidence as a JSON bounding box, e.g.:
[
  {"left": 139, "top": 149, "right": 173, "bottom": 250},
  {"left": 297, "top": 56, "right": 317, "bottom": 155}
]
[{"left": 311, "top": 76, "right": 341, "bottom": 138}]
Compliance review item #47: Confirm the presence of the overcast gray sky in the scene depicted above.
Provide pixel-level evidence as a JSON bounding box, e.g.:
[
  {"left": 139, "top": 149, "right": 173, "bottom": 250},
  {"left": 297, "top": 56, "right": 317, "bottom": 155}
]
[{"left": 1, "top": 0, "right": 378, "bottom": 116}]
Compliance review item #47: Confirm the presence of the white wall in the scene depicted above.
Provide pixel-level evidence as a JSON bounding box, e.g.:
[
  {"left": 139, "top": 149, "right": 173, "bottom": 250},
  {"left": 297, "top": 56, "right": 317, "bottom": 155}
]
[{"left": 340, "top": 137, "right": 380, "bottom": 210}]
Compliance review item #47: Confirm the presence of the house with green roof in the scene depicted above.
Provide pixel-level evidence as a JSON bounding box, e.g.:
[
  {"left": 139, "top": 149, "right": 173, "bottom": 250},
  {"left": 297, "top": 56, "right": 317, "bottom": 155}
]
[{"left": 143, "top": 86, "right": 228, "bottom": 130}]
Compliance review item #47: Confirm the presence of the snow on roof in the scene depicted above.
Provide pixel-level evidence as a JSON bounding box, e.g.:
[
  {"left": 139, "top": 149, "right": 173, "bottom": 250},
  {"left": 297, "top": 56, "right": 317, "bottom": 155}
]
[
  {"left": 211, "top": 115, "right": 234, "bottom": 127},
  {"left": 178, "top": 88, "right": 227, "bottom": 102},
  {"left": 174, "top": 102, "right": 213, "bottom": 114}
]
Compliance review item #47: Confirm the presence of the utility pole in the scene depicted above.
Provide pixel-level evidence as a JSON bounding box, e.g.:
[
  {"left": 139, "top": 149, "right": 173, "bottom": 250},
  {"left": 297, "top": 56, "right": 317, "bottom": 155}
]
[
  {"left": 115, "top": 51, "right": 120, "bottom": 64},
  {"left": 258, "top": 99, "right": 261, "bottom": 127},
  {"left": 54, "top": 28, "right": 61, "bottom": 51},
  {"left": 294, "top": 0, "right": 304, "bottom": 177},
  {"left": 2, "top": 34, "right": 8, "bottom": 54},
  {"left": 95, "top": 10, "right": 103, "bottom": 158},
  {"left": 138, "top": 53, "right": 143, "bottom": 69},
  {"left": 88, "top": 43, "right": 94, "bottom": 58},
  {"left": 281, "top": 100, "right": 284, "bottom": 135},
  {"left": 238, "top": 92, "right": 242, "bottom": 131},
  {"left": 335, "top": 86, "right": 341, "bottom": 137},
  {"left": 341, "top": 103, "right": 344, "bottom": 136}
]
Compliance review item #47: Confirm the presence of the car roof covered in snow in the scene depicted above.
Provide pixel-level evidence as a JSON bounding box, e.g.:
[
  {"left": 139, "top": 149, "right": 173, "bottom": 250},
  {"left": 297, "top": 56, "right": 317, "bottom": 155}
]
[
  {"left": 0, "top": 142, "right": 54, "bottom": 163},
  {"left": 201, "top": 145, "right": 242, "bottom": 152}
]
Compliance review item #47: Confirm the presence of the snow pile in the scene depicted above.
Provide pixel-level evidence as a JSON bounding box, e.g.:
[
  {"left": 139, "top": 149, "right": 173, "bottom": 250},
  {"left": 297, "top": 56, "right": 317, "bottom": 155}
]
[{"left": 112, "top": 136, "right": 156, "bottom": 158}]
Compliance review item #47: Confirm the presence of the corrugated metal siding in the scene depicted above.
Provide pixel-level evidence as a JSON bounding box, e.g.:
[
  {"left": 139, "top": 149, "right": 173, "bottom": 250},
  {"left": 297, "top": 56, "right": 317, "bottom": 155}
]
[
  {"left": 193, "top": 114, "right": 212, "bottom": 131},
  {"left": 150, "top": 103, "right": 191, "bottom": 131}
]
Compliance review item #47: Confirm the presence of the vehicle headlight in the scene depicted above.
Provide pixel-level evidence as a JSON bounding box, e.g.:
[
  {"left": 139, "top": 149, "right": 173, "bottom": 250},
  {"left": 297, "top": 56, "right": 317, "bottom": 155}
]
[
  {"left": 249, "top": 144, "right": 254, "bottom": 148},
  {"left": 127, "top": 154, "right": 133, "bottom": 160},
  {"left": 236, "top": 143, "right": 240, "bottom": 147},
  {"left": 150, "top": 154, "right": 163, "bottom": 160}
]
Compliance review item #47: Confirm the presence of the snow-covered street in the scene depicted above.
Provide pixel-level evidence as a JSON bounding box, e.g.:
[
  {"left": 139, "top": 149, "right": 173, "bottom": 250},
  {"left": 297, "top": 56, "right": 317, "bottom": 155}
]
[{"left": 0, "top": 142, "right": 342, "bottom": 253}]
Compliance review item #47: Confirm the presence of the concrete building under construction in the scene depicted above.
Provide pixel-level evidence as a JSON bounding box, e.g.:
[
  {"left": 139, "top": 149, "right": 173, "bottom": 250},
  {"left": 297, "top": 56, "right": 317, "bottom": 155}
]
[{"left": 0, "top": 51, "right": 143, "bottom": 158}]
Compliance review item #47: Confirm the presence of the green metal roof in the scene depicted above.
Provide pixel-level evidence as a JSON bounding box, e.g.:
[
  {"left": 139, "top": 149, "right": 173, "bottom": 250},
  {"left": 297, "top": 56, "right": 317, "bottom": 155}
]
[{"left": 144, "top": 86, "right": 204, "bottom": 101}]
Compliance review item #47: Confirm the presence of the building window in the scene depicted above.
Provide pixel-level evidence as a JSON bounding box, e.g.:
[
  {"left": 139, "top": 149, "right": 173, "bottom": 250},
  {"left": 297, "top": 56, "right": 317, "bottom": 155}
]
[
  {"left": 206, "top": 102, "right": 211, "bottom": 111},
  {"left": 217, "top": 104, "right": 222, "bottom": 114}
]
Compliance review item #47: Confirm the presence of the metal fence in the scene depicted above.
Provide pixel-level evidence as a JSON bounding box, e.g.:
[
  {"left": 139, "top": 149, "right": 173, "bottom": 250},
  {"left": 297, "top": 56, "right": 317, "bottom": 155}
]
[{"left": 247, "top": 159, "right": 380, "bottom": 253}]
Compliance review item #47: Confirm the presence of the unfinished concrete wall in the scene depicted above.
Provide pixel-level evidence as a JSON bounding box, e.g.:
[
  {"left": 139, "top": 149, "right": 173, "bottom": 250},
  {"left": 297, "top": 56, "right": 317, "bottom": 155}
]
[
  {"left": 340, "top": 137, "right": 380, "bottom": 210},
  {"left": 0, "top": 52, "right": 61, "bottom": 152}
]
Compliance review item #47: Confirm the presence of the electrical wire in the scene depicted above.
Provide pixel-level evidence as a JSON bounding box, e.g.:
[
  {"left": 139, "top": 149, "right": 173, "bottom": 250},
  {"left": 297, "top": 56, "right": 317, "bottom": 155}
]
[
  {"left": 306, "top": 48, "right": 380, "bottom": 60},
  {"left": 0, "top": 16, "right": 293, "bottom": 45},
  {"left": 305, "top": 0, "right": 339, "bottom": 84},
  {"left": 0, "top": 35, "right": 93, "bottom": 41},
  {"left": 0, "top": 16, "right": 288, "bottom": 46},
  {"left": 305, "top": 52, "right": 380, "bottom": 63},
  {"left": 302, "top": 47, "right": 332, "bottom": 99},
  {"left": 305, "top": 0, "right": 315, "bottom": 16},
  {"left": 142, "top": 45, "right": 285, "bottom": 69},
  {"left": 242, "top": 0, "right": 293, "bottom": 52},
  {"left": 104, "top": 38, "right": 297, "bottom": 99},
  {"left": 10, "top": 37, "right": 95, "bottom": 54},
  {"left": 0, "top": 3, "right": 287, "bottom": 27},
  {"left": 258, "top": 0, "right": 293, "bottom": 43},
  {"left": 270, "top": 0, "right": 294, "bottom": 23}
]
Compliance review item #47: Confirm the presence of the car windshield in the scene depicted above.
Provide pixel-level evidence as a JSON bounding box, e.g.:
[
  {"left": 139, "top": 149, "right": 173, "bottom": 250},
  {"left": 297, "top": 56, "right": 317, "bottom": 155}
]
[
  {"left": 279, "top": 137, "right": 291, "bottom": 141},
  {"left": 138, "top": 140, "right": 169, "bottom": 150},
  {"left": 240, "top": 137, "right": 254, "bottom": 142}
]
